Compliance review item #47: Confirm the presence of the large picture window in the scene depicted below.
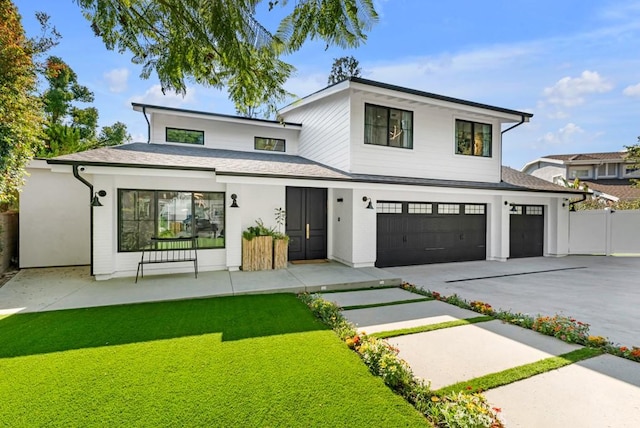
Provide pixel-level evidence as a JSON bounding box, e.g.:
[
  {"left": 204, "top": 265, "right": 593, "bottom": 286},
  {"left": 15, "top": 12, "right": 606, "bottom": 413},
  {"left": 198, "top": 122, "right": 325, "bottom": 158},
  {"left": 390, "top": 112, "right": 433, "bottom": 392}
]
[
  {"left": 119, "top": 190, "right": 225, "bottom": 251},
  {"left": 455, "top": 119, "right": 492, "bottom": 157},
  {"left": 364, "top": 104, "right": 413, "bottom": 149},
  {"left": 166, "top": 127, "right": 204, "bottom": 145}
]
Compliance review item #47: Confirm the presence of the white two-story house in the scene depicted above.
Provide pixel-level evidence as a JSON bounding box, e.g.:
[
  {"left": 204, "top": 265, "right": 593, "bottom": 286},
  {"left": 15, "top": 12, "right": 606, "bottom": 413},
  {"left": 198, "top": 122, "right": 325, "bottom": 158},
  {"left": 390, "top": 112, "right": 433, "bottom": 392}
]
[
  {"left": 20, "top": 78, "right": 581, "bottom": 279},
  {"left": 522, "top": 152, "right": 640, "bottom": 202}
]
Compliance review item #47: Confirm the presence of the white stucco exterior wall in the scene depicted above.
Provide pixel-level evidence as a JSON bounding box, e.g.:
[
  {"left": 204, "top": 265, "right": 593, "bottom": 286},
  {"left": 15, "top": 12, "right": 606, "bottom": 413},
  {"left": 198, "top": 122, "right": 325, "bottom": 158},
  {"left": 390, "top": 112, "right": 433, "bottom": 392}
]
[{"left": 20, "top": 161, "right": 90, "bottom": 268}]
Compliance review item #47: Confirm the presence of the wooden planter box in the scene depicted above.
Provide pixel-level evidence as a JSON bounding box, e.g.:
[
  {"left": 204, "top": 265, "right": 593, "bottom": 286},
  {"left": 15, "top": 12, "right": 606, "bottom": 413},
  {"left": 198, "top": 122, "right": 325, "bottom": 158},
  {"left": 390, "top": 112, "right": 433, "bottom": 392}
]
[
  {"left": 242, "top": 236, "right": 273, "bottom": 271},
  {"left": 273, "top": 238, "right": 289, "bottom": 270}
]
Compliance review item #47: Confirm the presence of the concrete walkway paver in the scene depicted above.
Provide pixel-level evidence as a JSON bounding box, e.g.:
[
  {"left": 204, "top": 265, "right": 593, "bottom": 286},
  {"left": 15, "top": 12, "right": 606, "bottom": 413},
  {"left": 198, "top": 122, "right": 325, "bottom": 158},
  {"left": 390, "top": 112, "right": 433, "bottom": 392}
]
[
  {"left": 343, "top": 300, "right": 480, "bottom": 334},
  {"left": 334, "top": 287, "right": 640, "bottom": 426},
  {"left": 321, "top": 288, "right": 423, "bottom": 308},
  {"left": 484, "top": 354, "right": 640, "bottom": 428},
  {"left": 388, "top": 320, "right": 580, "bottom": 389}
]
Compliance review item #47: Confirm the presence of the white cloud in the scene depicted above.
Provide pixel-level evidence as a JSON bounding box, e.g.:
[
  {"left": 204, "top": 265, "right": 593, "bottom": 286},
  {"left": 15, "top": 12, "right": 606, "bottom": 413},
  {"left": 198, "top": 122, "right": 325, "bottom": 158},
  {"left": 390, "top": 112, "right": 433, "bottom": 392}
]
[
  {"left": 129, "top": 84, "right": 197, "bottom": 107},
  {"left": 543, "top": 70, "right": 613, "bottom": 107},
  {"left": 623, "top": 83, "right": 640, "bottom": 97},
  {"left": 540, "top": 123, "right": 585, "bottom": 144},
  {"left": 104, "top": 68, "right": 130, "bottom": 93}
]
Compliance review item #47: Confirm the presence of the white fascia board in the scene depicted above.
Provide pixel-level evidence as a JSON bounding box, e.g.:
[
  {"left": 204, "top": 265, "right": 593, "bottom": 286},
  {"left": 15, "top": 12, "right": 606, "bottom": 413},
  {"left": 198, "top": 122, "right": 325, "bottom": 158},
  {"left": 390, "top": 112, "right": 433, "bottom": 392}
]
[
  {"left": 349, "top": 82, "right": 528, "bottom": 123},
  {"left": 26, "top": 159, "right": 53, "bottom": 170},
  {"left": 215, "top": 174, "right": 575, "bottom": 198},
  {"left": 278, "top": 80, "right": 351, "bottom": 115},
  {"left": 137, "top": 105, "right": 302, "bottom": 130},
  {"left": 53, "top": 164, "right": 215, "bottom": 179}
]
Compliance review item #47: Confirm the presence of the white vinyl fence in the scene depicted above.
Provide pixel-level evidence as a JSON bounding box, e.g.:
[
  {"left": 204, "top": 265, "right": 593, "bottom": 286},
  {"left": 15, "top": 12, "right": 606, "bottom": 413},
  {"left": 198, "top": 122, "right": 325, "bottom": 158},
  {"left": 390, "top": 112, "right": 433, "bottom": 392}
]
[{"left": 569, "top": 209, "right": 640, "bottom": 255}]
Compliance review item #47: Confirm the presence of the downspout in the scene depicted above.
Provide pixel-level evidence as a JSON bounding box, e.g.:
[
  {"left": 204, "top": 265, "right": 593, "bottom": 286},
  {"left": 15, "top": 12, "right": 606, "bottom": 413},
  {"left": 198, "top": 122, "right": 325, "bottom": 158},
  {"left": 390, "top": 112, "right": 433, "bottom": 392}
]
[
  {"left": 72, "top": 164, "right": 95, "bottom": 276},
  {"left": 500, "top": 115, "right": 529, "bottom": 181},
  {"left": 501, "top": 115, "right": 527, "bottom": 135},
  {"left": 142, "top": 106, "right": 151, "bottom": 144},
  {"left": 568, "top": 193, "right": 587, "bottom": 211}
]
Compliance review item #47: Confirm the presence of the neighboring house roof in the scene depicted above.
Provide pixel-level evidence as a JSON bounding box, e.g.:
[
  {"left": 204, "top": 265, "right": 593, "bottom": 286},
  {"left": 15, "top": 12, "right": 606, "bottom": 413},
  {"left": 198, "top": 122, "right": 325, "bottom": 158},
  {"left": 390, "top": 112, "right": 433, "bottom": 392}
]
[
  {"left": 542, "top": 152, "right": 627, "bottom": 162},
  {"left": 47, "top": 143, "right": 579, "bottom": 195},
  {"left": 280, "top": 77, "right": 533, "bottom": 120},
  {"left": 583, "top": 179, "right": 640, "bottom": 201},
  {"left": 501, "top": 166, "right": 580, "bottom": 193}
]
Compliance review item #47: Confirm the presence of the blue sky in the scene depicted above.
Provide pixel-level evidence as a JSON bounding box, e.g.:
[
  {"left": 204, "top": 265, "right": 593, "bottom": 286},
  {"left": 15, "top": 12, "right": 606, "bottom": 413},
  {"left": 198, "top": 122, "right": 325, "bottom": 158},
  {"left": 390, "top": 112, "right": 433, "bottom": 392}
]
[{"left": 14, "top": 0, "right": 640, "bottom": 169}]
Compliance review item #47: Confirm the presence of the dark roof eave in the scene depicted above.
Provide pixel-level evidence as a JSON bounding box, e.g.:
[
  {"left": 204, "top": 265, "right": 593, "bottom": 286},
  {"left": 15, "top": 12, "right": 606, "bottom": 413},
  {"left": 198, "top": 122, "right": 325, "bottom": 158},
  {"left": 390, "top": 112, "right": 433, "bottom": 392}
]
[
  {"left": 131, "top": 102, "right": 303, "bottom": 128},
  {"left": 46, "top": 158, "right": 581, "bottom": 195},
  {"left": 46, "top": 158, "right": 218, "bottom": 173},
  {"left": 216, "top": 171, "right": 582, "bottom": 194},
  {"left": 280, "top": 77, "right": 534, "bottom": 119}
]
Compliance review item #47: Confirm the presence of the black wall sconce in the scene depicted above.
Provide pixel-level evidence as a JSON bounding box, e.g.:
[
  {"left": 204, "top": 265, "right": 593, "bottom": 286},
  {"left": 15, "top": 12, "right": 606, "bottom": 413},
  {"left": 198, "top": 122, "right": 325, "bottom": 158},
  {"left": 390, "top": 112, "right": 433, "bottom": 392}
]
[
  {"left": 91, "top": 190, "right": 107, "bottom": 207},
  {"left": 363, "top": 196, "right": 374, "bottom": 209},
  {"left": 504, "top": 201, "right": 517, "bottom": 212},
  {"left": 230, "top": 193, "right": 239, "bottom": 208}
]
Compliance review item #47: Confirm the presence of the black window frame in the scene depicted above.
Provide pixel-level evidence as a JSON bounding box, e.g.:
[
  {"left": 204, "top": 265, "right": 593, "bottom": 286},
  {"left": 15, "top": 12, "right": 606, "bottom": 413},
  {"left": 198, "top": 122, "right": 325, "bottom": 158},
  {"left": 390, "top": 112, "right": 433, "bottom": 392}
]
[
  {"left": 254, "top": 136, "right": 286, "bottom": 152},
  {"left": 455, "top": 119, "right": 493, "bottom": 158},
  {"left": 117, "top": 189, "right": 225, "bottom": 252},
  {"left": 364, "top": 103, "right": 414, "bottom": 149},
  {"left": 165, "top": 127, "right": 205, "bottom": 145}
]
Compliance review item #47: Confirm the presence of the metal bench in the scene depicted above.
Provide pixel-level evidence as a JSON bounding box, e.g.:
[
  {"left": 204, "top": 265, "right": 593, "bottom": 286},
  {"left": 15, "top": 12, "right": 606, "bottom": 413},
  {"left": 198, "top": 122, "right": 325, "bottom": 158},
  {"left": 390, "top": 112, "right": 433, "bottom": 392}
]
[{"left": 135, "top": 237, "right": 198, "bottom": 283}]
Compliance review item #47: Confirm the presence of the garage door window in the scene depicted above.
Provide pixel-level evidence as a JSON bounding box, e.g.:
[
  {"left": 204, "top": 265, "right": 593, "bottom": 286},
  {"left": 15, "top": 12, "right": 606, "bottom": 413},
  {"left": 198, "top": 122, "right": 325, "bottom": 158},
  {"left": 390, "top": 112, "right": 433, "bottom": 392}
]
[
  {"left": 377, "top": 202, "right": 403, "bottom": 213},
  {"left": 526, "top": 206, "right": 543, "bottom": 215},
  {"left": 438, "top": 204, "right": 460, "bottom": 214},
  {"left": 465, "top": 204, "right": 485, "bottom": 214},
  {"left": 408, "top": 203, "right": 432, "bottom": 214},
  {"left": 510, "top": 206, "right": 523, "bottom": 215}
]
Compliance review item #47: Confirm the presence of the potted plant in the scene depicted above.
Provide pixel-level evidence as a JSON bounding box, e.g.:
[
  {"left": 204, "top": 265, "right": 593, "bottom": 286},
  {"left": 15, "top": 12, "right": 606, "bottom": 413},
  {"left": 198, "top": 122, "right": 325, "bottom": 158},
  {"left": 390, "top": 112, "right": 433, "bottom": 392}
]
[
  {"left": 241, "top": 220, "right": 273, "bottom": 271},
  {"left": 272, "top": 208, "right": 289, "bottom": 269}
]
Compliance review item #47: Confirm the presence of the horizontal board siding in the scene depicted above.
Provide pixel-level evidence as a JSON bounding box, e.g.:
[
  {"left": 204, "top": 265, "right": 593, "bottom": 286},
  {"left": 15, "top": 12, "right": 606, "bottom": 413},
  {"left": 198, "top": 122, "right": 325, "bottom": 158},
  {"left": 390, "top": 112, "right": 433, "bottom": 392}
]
[
  {"left": 281, "top": 92, "right": 351, "bottom": 171},
  {"left": 151, "top": 113, "right": 300, "bottom": 154},
  {"left": 349, "top": 94, "right": 502, "bottom": 183}
]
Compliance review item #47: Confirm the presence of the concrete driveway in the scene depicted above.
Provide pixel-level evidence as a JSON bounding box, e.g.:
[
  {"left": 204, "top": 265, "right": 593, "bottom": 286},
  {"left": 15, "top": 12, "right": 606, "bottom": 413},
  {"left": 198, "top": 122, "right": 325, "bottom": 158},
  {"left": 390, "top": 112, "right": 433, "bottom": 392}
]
[{"left": 387, "top": 256, "right": 640, "bottom": 348}]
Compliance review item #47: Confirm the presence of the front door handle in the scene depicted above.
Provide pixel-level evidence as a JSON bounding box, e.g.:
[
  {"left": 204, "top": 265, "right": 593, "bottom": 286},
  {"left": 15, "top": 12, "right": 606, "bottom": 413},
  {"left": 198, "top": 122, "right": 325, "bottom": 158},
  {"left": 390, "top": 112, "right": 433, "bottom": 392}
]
[{"left": 306, "top": 223, "right": 310, "bottom": 240}]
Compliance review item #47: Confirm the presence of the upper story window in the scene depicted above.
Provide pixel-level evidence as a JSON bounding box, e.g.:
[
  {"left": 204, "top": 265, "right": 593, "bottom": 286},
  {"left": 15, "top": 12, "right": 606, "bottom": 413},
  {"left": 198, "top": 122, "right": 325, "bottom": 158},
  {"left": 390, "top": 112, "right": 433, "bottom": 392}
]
[
  {"left": 568, "top": 168, "right": 591, "bottom": 179},
  {"left": 455, "top": 119, "right": 492, "bottom": 157},
  {"left": 624, "top": 165, "right": 640, "bottom": 177},
  {"left": 166, "top": 127, "right": 204, "bottom": 145},
  {"left": 255, "top": 137, "right": 285, "bottom": 152},
  {"left": 364, "top": 104, "right": 413, "bottom": 149},
  {"left": 597, "top": 163, "right": 618, "bottom": 178}
]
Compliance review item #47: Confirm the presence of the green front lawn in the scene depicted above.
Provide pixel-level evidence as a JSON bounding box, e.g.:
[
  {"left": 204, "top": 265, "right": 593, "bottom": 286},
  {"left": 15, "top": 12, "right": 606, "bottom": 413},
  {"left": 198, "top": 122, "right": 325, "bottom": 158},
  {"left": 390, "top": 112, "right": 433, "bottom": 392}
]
[{"left": 0, "top": 294, "right": 427, "bottom": 427}]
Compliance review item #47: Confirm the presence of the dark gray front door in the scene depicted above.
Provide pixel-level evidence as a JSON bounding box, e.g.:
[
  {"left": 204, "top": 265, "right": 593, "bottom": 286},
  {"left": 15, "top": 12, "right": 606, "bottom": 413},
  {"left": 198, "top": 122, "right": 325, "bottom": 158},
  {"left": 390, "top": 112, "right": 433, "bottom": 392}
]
[
  {"left": 286, "top": 187, "right": 327, "bottom": 261},
  {"left": 509, "top": 205, "right": 544, "bottom": 258}
]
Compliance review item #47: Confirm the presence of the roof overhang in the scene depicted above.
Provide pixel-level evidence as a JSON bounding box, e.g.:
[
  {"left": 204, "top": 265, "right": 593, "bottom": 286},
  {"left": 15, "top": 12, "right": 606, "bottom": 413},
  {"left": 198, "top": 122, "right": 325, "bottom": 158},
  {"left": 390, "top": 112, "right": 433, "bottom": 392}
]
[
  {"left": 279, "top": 77, "right": 533, "bottom": 124},
  {"left": 132, "top": 103, "right": 302, "bottom": 130}
]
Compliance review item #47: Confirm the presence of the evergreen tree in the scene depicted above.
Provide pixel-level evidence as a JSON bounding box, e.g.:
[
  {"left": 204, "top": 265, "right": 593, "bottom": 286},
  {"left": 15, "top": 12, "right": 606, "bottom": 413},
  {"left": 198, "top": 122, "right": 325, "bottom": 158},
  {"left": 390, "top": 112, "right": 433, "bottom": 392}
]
[{"left": 328, "top": 56, "right": 361, "bottom": 85}]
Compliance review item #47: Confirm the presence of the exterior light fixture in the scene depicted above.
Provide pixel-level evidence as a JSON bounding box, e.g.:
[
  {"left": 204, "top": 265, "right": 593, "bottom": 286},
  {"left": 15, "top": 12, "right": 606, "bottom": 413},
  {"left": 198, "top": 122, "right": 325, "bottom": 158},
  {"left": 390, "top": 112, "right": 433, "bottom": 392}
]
[
  {"left": 230, "top": 193, "right": 239, "bottom": 208},
  {"left": 363, "top": 196, "right": 374, "bottom": 209},
  {"left": 91, "top": 190, "right": 107, "bottom": 207}
]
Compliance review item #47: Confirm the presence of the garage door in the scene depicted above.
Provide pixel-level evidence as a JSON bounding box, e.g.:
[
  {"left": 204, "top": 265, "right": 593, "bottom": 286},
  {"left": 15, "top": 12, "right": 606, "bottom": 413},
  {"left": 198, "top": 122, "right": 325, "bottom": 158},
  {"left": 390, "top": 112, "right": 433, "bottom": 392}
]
[
  {"left": 376, "top": 202, "right": 486, "bottom": 268},
  {"left": 509, "top": 205, "right": 544, "bottom": 258}
]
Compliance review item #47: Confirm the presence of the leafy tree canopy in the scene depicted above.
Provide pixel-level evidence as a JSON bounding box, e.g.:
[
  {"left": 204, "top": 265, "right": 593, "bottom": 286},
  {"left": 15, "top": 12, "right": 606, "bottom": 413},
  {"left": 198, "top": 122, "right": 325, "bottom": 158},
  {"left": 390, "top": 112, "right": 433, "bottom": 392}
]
[
  {"left": 76, "top": 0, "right": 378, "bottom": 116},
  {"left": 0, "top": 0, "right": 45, "bottom": 205},
  {"left": 38, "top": 56, "right": 131, "bottom": 157},
  {"left": 328, "top": 55, "right": 361, "bottom": 85},
  {"left": 625, "top": 136, "right": 640, "bottom": 188}
]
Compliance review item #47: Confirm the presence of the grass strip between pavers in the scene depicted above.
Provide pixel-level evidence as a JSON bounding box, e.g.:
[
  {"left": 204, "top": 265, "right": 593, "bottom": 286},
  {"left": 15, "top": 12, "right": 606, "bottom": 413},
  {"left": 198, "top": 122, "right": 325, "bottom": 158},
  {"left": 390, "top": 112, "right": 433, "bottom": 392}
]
[
  {"left": 370, "top": 316, "right": 494, "bottom": 339},
  {"left": 342, "top": 297, "right": 434, "bottom": 311},
  {"left": 319, "top": 285, "right": 400, "bottom": 294},
  {"left": 437, "top": 347, "right": 603, "bottom": 395}
]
